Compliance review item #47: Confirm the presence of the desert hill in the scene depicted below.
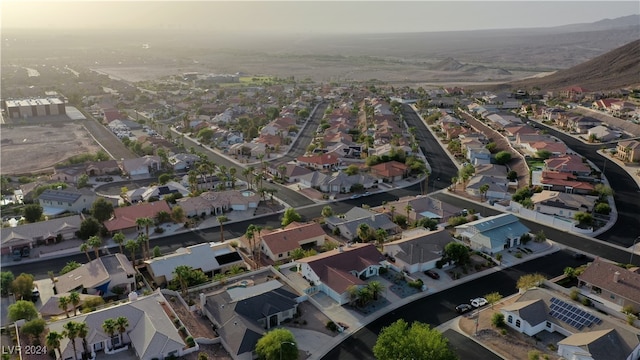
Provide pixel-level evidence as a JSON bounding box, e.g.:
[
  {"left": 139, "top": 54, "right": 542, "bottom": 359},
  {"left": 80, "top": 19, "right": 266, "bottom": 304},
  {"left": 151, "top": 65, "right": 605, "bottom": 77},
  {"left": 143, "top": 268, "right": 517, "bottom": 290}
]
[{"left": 496, "top": 39, "right": 640, "bottom": 91}]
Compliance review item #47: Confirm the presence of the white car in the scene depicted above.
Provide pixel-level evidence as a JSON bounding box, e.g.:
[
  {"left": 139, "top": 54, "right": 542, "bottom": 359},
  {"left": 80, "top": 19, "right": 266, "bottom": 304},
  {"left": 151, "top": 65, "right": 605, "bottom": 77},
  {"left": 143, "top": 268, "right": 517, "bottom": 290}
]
[{"left": 470, "top": 297, "right": 488, "bottom": 308}]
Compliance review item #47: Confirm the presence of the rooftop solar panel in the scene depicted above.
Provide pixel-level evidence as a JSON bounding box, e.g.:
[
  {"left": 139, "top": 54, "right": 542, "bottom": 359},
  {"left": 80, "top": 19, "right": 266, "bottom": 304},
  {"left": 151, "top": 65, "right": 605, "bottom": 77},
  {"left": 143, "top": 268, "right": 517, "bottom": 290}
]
[{"left": 547, "top": 297, "right": 601, "bottom": 329}]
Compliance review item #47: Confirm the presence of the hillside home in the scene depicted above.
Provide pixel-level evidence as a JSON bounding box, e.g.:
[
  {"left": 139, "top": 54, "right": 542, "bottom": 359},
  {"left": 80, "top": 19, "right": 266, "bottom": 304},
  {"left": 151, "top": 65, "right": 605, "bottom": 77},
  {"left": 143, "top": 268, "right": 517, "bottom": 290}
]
[
  {"left": 145, "top": 242, "right": 244, "bottom": 286},
  {"left": 297, "top": 243, "right": 384, "bottom": 305},
  {"left": 455, "top": 213, "right": 530, "bottom": 254},
  {"left": 259, "top": 222, "right": 326, "bottom": 262},
  {"left": 55, "top": 253, "right": 136, "bottom": 295},
  {"left": 384, "top": 228, "right": 454, "bottom": 274},
  {"left": 85, "top": 160, "right": 121, "bottom": 176},
  {"left": 1, "top": 215, "right": 82, "bottom": 255}
]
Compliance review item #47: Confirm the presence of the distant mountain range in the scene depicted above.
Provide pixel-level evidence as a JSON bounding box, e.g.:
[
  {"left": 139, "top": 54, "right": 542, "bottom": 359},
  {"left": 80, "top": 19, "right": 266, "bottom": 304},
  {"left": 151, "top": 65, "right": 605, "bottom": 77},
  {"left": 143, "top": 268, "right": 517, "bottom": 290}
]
[{"left": 499, "top": 39, "right": 640, "bottom": 91}]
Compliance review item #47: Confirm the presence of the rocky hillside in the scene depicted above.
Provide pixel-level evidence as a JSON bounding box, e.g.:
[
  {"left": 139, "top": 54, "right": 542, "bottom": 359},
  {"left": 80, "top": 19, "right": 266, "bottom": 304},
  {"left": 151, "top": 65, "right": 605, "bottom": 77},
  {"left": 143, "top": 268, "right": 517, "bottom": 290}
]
[{"left": 500, "top": 39, "right": 640, "bottom": 91}]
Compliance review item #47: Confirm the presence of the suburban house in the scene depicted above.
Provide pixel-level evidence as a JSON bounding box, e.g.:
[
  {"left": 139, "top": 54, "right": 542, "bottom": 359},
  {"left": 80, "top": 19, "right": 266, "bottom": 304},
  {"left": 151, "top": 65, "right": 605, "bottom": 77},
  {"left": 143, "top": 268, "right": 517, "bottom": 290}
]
[
  {"left": 37, "top": 188, "right": 97, "bottom": 216},
  {"left": 104, "top": 200, "right": 172, "bottom": 234},
  {"left": 54, "top": 253, "right": 136, "bottom": 296},
  {"left": 296, "top": 152, "right": 342, "bottom": 171},
  {"left": 267, "top": 163, "right": 312, "bottom": 183},
  {"left": 465, "top": 175, "right": 510, "bottom": 200},
  {"left": 577, "top": 257, "right": 640, "bottom": 312},
  {"left": 325, "top": 207, "right": 398, "bottom": 241},
  {"left": 51, "top": 165, "right": 85, "bottom": 185},
  {"left": 175, "top": 190, "right": 260, "bottom": 218},
  {"left": 467, "top": 146, "right": 492, "bottom": 165},
  {"left": 201, "top": 278, "right": 301, "bottom": 360},
  {"left": 122, "top": 155, "right": 161, "bottom": 177},
  {"left": 380, "top": 195, "right": 459, "bottom": 224},
  {"left": 536, "top": 171, "right": 595, "bottom": 194},
  {"left": 383, "top": 228, "right": 454, "bottom": 274},
  {"left": 85, "top": 160, "right": 121, "bottom": 176},
  {"left": 259, "top": 222, "right": 327, "bottom": 262},
  {"left": 501, "top": 287, "right": 640, "bottom": 360},
  {"left": 144, "top": 242, "right": 244, "bottom": 286},
  {"left": 168, "top": 153, "right": 200, "bottom": 171},
  {"left": 569, "top": 116, "right": 601, "bottom": 134},
  {"left": 369, "top": 161, "right": 408, "bottom": 183},
  {"left": 615, "top": 140, "right": 640, "bottom": 163},
  {"left": 0, "top": 215, "right": 82, "bottom": 255},
  {"left": 126, "top": 181, "right": 190, "bottom": 203},
  {"left": 299, "top": 171, "right": 378, "bottom": 193},
  {"left": 530, "top": 191, "right": 597, "bottom": 220},
  {"left": 587, "top": 125, "right": 618, "bottom": 142},
  {"left": 41, "top": 291, "right": 194, "bottom": 360},
  {"left": 544, "top": 154, "right": 591, "bottom": 176},
  {"left": 297, "top": 243, "right": 384, "bottom": 305},
  {"left": 454, "top": 213, "right": 530, "bottom": 254}
]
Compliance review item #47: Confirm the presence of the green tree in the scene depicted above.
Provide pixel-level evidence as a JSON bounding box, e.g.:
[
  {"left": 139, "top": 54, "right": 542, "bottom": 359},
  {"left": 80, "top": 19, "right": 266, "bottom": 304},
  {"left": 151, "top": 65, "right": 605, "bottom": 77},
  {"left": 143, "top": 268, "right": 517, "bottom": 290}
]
[
  {"left": 23, "top": 204, "right": 43, "bottom": 223},
  {"left": 594, "top": 183, "right": 614, "bottom": 198},
  {"left": 517, "top": 273, "right": 546, "bottom": 290},
  {"left": 1, "top": 271, "right": 15, "bottom": 297},
  {"left": 173, "top": 265, "right": 194, "bottom": 296},
  {"left": 217, "top": 215, "right": 229, "bottom": 242},
  {"left": 485, "top": 292, "right": 503, "bottom": 309},
  {"left": 8, "top": 300, "right": 38, "bottom": 322},
  {"left": 136, "top": 217, "right": 154, "bottom": 260},
  {"left": 367, "top": 281, "right": 384, "bottom": 300},
  {"left": 594, "top": 202, "right": 611, "bottom": 215},
  {"left": 535, "top": 149, "right": 552, "bottom": 160},
  {"left": 479, "top": 184, "right": 490, "bottom": 201},
  {"left": 77, "top": 217, "right": 101, "bottom": 240},
  {"left": 507, "top": 170, "right": 518, "bottom": 181},
  {"left": 357, "top": 223, "right": 373, "bottom": 242},
  {"left": 495, "top": 151, "right": 512, "bottom": 165},
  {"left": 172, "top": 206, "right": 185, "bottom": 223},
  {"left": 59, "top": 295, "right": 71, "bottom": 318},
  {"left": 91, "top": 197, "right": 113, "bottom": 223},
  {"left": 485, "top": 142, "right": 498, "bottom": 153},
  {"left": 115, "top": 316, "right": 129, "bottom": 344},
  {"left": 77, "top": 174, "right": 89, "bottom": 188},
  {"left": 534, "top": 230, "right": 546, "bottom": 242},
  {"left": 158, "top": 173, "right": 172, "bottom": 185},
  {"left": 69, "top": 291, "right": 81, "bottom": 316},
  {"left": 574, "top": 212, "right": 593, "bottom": 227},
  {"left": 491, "top": 313, "right": 505, "bottom": 328},
  {"left": 87, "top": 235, "right": 102, "bottom": 259},
  {"left": 156, "top": 210, "right": 172, "bottom": 224},
  {"left": 153, "top": 246, "right": 162, "bottom": 258},
  {"left": 281, "top": 208, "right": 302, "bottom": 227},
  {"left": 255, "top": 328, "right": 297, "bottom": 360},
  {"left": 373, "top": 319, "right": 457, "bottom": 360},
  {"left": 415, "top": 217, "right": 438, "bottom": 231},
  {"left": 21, "top": 318, "right": 46, "bottom": 342},
  {"left": 79, "top": 242, "right": 91, "bottom": 261},
  {"left": 11, "top": 273, "right": 34, "bottom": 301},
  {"left": 102, "top": 319, "right": 117, "bottom": 348},
  {"left": 344, "top": 164, "right": 360, "bottom": 175},
  {"left": 125, "top": 239, "right": 139, "bottom": 265},
  {"left": 46, "top": 331, "right": 64, "bottom": 359},
  {"left": 76, "top": 322, "right": 90, "bottom": 356},
  {"left": 60, "top": 261, "right": 81, "bottom": 275},
  {"left": 321, "top": 206, "right": 333, "bottom": 218},
  {"left": 443, "top": 242, "right": 470, "bottom": 266},
  {"left": 112, "top": 232, "right": 126, "bottom": 254},
  {"left": 290, "top": 248, "right": 306, "bottom": 260}
]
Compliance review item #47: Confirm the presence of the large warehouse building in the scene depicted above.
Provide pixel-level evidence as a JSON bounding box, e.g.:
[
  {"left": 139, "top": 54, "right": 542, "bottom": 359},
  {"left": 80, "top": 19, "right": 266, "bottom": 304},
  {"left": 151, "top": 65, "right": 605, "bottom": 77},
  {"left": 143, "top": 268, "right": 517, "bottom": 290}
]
[{"left": 3, "top": 98, "right": 66, "bottom": 119}]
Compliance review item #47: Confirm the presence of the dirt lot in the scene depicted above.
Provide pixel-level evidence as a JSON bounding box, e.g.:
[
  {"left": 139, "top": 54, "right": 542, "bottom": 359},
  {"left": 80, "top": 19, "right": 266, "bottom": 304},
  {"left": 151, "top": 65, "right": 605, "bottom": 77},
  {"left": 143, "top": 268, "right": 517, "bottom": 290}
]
[
  {"left": 0, "top": 123, "right": 102, "bottom": 175},
  {"left": 458, "top": 297, "right": 559, "bottom": 360}
]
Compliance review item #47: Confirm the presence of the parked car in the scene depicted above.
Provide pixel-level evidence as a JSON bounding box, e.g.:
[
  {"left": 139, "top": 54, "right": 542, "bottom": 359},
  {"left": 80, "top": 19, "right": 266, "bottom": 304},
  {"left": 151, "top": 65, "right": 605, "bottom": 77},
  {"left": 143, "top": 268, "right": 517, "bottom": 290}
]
[
  {"left": 362, "top": 191, "right": 371, "bottom": 197},
  {"left": 21, "top": 246, "right": 30, "bottom": 257},
  {"left": 470, "top": 297, "right": 488, "bottom": 308},
  {"left": 455, "top": 304, "right": 473, "bottom": 314},
  {"left": 349, "top": 194, "right": 361, "bottom": 199},
  {"left": 424, "top": 270, "right": 440, "bottom": 279},
  {"left": 573, "top": 253, "right": 587, "bottom": 260},
  {"left": 31, "top": 286, "right": 40, "bottom": 302}
]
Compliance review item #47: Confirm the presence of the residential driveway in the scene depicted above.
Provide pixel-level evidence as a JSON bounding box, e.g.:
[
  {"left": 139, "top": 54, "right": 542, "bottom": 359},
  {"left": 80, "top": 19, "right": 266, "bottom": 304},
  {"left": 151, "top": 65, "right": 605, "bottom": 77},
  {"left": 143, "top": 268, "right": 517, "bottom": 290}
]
[
  {"left": 1, "top": 295, "right": 15, "bottom": 326},
  {"left": 287, "top": 328, "right": 335, "bottom": 357}
]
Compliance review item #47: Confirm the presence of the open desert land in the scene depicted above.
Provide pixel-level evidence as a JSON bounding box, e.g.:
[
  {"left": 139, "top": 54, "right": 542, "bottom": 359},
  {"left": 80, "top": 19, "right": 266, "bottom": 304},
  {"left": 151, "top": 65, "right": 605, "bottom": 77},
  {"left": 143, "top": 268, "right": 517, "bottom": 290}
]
[{"left": 0, "top": 123, "right": 102, "bottom": 175}]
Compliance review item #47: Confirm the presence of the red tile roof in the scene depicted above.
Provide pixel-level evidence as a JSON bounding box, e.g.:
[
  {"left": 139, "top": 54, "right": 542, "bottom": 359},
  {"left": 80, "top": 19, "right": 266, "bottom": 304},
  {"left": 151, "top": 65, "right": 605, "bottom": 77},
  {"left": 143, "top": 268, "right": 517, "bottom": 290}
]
[
  {"left": 297, "top": 152, "right": 341, "bottom": 166},
  {"left": 370, "top": 161, "right": 408, "bottom": 178},
  {"left": 261, "top": 222, "right": 326, "bottom": 255},
  {"left": 540, "top": 171, "right": 595, "bottom": 191},
  {"left": 544, "top": 154, "right": 590, "bottom": 173},
  {"left": 104, "top": 201, "right": 171, "bottom": 232}
]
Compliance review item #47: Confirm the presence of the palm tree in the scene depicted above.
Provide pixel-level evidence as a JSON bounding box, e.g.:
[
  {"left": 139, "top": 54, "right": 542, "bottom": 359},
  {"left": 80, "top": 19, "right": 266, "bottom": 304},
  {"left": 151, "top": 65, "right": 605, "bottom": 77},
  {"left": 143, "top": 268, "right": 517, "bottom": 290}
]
[
  {"left": 115, "top": 316, "right": 129, "bottom": 345},
  {"left": 69, "top": 291, "right": 80, "bottom": 316},
  {"left": 451, "top": 176, "right": 458, "bottom": 192},
  {"left": 87, "top": 235, "right": 102, "bottom": 259},
  {"left": 405, "top": 204, "right": 413, "bottom": 225},
  {"left": 125, "top": 239, "right": 139, "bottom": 266},
  {"left": 135, "top": 217, "right": 154, "bottom": 260},
  {"left": 173, "top": 265, "right": 192, "bottom": 297},
  {"left": 136, "top": 234, "right": 147, "bottom": 262},
  {"left": 217, "top": 215, "right": 229, "bottom": 242},
  {"left": 357, "top": 286, "right": 373, "bottom": 307},
  {"left": 242, "top": 167, "right": 253, "bottom": 190},
  {"left": 187, "top": 170, "right": 199, "bottom": 194},
  {"left": 479, "top": 184, "right": 490, "bottom": 202},
  {"left": 46, "top": 331, "right": 64, "bottom": 359},
  {"left": 102, "top": 318, "right": 117, "bottom": 349},
  {"left": 266, "top": 188, "right": 278, "bottom": 204},
  {"left": 422, "top": 169, "right": 430, "bottom": 195},
  {"left": 229, "top": 167, "right": 237, "bottom": 188},
  {"left": 76, "top": 322, "right": 89, "bottom": 357},
  {"left": 357, "top": 223, "right": 371, "bottom": 242},
  {"left": 277, "top": 165, "right": 287, "bottom": 182},
  {"left": 346, "top": 285, "right": 360, "bottom": 306},
  {"left": 79, "top": 242, "right": 91, "bottom": 261},
  {"left": 48, "top": 270, "right": 56, "bottom": 284},
  {"left": 367, "top": 281, "right": 385, "bottom": 300},
  {"left": 245, "top": 224, "right": 258, "bottom": 260},
  {"left": 58, "top": 295, "right": 70, "bottom": 318},
  {"left": 63, "top": 321, "right": 80, "bottom": 360},
  {"left": 254, "top": 174, "right": 263, "bottom": 193},
  {"left": 389, "top": 205, "right": 396, "bottom": 222},
  {"left": 112, "top": 232, "right": 126, "bottom": 254}
]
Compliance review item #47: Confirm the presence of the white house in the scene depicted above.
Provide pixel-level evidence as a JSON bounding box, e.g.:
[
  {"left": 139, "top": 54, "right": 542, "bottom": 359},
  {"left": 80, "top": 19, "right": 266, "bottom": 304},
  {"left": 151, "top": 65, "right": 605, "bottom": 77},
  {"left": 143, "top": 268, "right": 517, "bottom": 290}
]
[
  {"left": 37, "top": 188, "right": 97, "bottom": 216},
  {"left": 54, "top": 254, "right": 136, "bottom": 296}
]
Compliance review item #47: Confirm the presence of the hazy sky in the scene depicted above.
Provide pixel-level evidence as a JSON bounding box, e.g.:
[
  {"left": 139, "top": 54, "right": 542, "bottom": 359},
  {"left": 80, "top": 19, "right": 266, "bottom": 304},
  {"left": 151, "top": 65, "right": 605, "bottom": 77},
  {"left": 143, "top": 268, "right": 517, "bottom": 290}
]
[{"left": 2, "top": 1, "right": 639, "bottom": 34}]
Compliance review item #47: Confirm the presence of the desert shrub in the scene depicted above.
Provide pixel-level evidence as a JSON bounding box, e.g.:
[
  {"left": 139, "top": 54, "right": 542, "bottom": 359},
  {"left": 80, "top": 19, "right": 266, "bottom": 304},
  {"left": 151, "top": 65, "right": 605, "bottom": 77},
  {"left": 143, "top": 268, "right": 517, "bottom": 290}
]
[
  {"left": 326, "top": 321, "right": 338, "bottom": 332},
  {"left": 408, "top": 279, "right": 423, "bottom": 289},
  {"left": 622, "top": 305, "right": 636, "bottom": 315},
  {"left": 582, "top": 298, "right": 592, "bottom": 307},
  {"left": 185, "top": 336, "right": 195, "bottom": 347},
  {"left": 496, "top": 253, "right": 503, "bottom": 262},
  {"left": 627, "top": 314, "right": 637, "bottom": 326},
  {"left": 570, "top": 289, "right": 580, "bottom": 301},
  {"left": 500, "top": 328, "right": 507, "bottom": 335},
  {"left": 515, "top": 252, "right": 523, "bottom": 259},
  {"left": 491, "top": 313, "right": 505, "bottom": 328},
  {"left": 528, "top": 350, "right": 542, "bottom": 360},
  {"left": 546, "top": 344, "right": 557, "bottom": 351},
  {"left": 378, "top": 267, "right": 388, "bottom": 275}
]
